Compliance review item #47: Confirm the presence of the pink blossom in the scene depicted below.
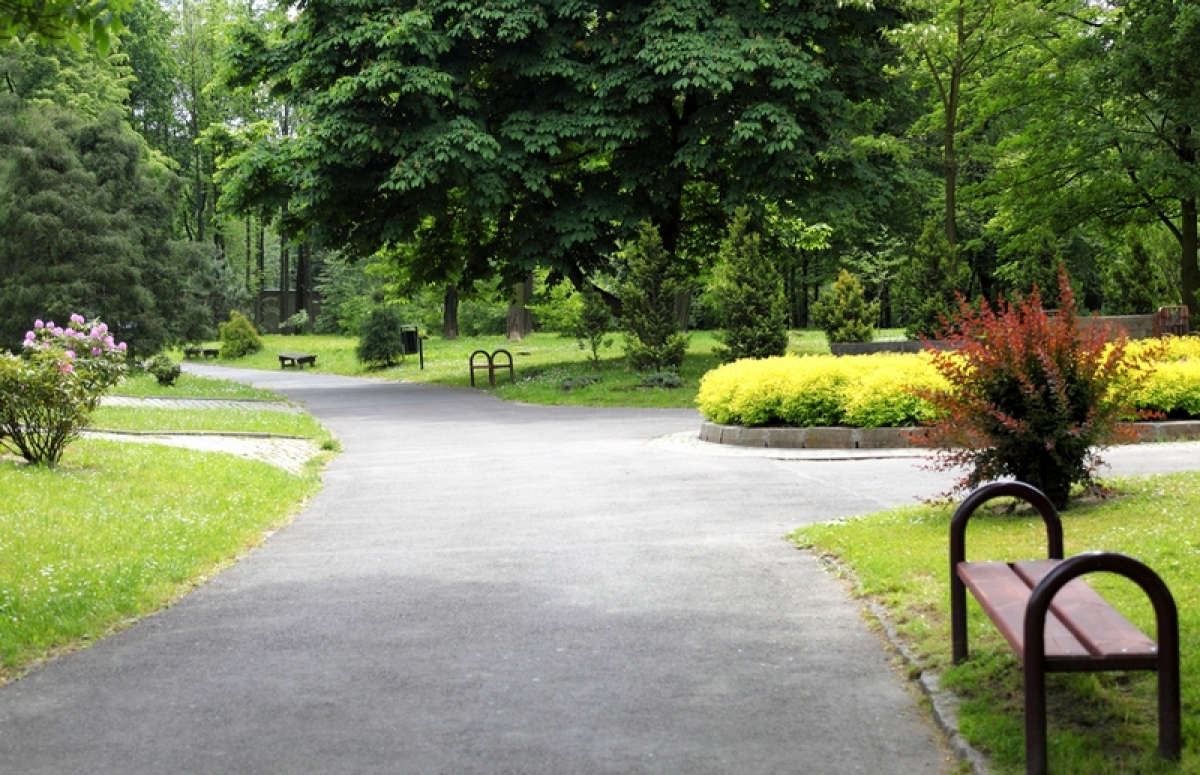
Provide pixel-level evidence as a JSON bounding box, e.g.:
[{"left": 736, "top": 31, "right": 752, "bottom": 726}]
[
  {"left": 117, "top": 342, "right": 127, "bottom": 351},
  {"left": 34, "top": 319, "right": 44, "bottom": 329},
  {"left": 70, "top": 313, "right": 85, "bottom": 325},
  {"left": 64, "top": 328, "right": 75, "bottom": 337},
  {"left": 65, "top": 350, "right": 75, "bottom": 359},
  {"left": 92, "top": 347, "right": 102, "bottom": 356},
  {"left": 104, "top": 336, "right": 115, "bottom": 347},
  {"left": 25, "top": 331, "right": 35, "bottom": 341},
  {"left": 58, "top": 362, "right": 74, "bottom": 373},
  {"left": 52, "top": 327, "right": 63, "bottom": 336}
]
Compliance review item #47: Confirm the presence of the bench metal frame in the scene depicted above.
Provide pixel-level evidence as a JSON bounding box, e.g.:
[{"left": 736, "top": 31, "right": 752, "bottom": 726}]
[{"left": 950, "top": 481, "right": 1180, "bottom": 774}]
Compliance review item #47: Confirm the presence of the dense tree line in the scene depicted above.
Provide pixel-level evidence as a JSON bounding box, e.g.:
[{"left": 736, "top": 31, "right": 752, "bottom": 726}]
[{"left": 2, "top": 0, "right": 1198, "bottom": 352}]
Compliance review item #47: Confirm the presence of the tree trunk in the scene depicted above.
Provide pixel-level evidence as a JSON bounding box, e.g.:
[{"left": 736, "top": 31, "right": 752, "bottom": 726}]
[
  {"left": 506, "top": 275, "right": 534, "bottom": 340},
  {"left": 443, "top": 285, "right": 460, "bottom": 339},
  {"left": 255, "top": 222, "right": 265, "bottom": 328},
  {"left": 1182, "top": 196, "right": 1199, "bottom": 317},
  {"left": 296, "top": 240, "right": 312, "bottom": 323},
  {"left": 673, "top": 288, "right": 692, "bottom": 333}
]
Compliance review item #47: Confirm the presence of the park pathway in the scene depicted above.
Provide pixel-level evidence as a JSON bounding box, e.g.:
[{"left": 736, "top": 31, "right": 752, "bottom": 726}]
[{"left": 0, "top": 367, "right": 991, "bottom": 773}]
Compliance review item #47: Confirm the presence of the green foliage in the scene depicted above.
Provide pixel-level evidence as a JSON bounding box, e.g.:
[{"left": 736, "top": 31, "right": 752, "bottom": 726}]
[
  {"left": 571, "top": 283, "right": 615, "bottom": 369},
  {"left": 711, "top": 209, "right": 789, "bottom": 362},
  {"left": 0, "top": 0, "right": 131, "bottom": 52},
  {"left": 145, "top": 354, "right": 181, "bottom": 386},
  {"left": 356, "top": 306, "right": 405, "bottom": 368},
  {"left": 0, "top": 315, "right": 128, "bottom": 466},
  {"left": 283, "top": 309, "right": 309, "bottom": 335},
  {"left": 811, "top": 270, "right": 879, "bottom": 344},
  {"left": 917, "top": 271, "right": 1144, "bottom": 509},
  {"left": 219, "top": 0, "right": 899, "bottom": 293},
  {"left": 897, "top": 220, "right": 972, "bottom": 339},
  {"left": 0, "top": 43, "right": 231, "bottom": 356},
  {"left": 618, "top": 223, "right": 689, "bottom": 374},
  {"left": 218, "top": 310, "right": 262, "bottom": 359},
  {"left": 638, "top": 372, "right": 684, "bottom": 390}
]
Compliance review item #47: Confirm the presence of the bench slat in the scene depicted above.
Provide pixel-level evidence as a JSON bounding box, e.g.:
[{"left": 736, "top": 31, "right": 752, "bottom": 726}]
[
  {"left": 958, "top": 562, "right": 1089, "bottom": 661},
  {"left": 1013, "top": 561, "right": 1158, "bottom": 659}
]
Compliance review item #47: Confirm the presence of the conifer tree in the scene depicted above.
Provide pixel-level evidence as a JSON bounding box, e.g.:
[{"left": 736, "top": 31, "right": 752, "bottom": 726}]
[{"left": 711, "top": 209, "right": 789, "bottom": 362}]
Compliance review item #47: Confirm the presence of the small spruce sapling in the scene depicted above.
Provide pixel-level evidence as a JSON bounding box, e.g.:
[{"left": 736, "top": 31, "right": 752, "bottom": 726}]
[
  {"left": 572, "top": 283, "right": 615, "bottom": 369},
  {"left": 711, "top": 208, "right": 789, "bottom": 362},
  {"left": 618, "top": 222, "right": 689, "bottom": 373},
  {"left": 218, "top": 311, "right": 263, "bottom": 359},
  {"left": 356, "top": 306, "right": 406, "bottom": 368},
  {"left": 811, "top": 269, "right": 879, "bottom": 344}
]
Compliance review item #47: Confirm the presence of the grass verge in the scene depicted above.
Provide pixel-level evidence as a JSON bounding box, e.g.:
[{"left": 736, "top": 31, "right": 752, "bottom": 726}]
[
  {"left": 0, "top": 439, "right": 323, "bottom": 682},
  {"left": 178, "top": 330, "right": 843, "bottom": 409},
  {"left": 790, "top": 474, "right": 1200, "bottom": 774},
  {"left": 90, "top": 405, "right": 328, "bottom": 438},
  {"left": 114, "top": 371, "right": 281, "bottom": 400}
]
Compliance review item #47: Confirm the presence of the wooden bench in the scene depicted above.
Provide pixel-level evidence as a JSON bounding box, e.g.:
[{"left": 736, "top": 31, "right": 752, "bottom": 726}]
[
  {"left": 950, "top": 481, "right": 1181, "bottom": 774},
  {"left": 183, "top": 346, "right": 220, "bottom": 360},
  {"left": 278, "top": 352, "right": 317, "bottom": 369}
]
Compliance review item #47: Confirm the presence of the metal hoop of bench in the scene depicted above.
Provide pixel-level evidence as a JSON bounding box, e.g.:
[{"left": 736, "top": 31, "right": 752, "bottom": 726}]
[
  {"left": 950, "top": 481, "right": 1180, "bottom": 775},
  {"left": 469, "top": 349, "right": 514, "bottom": 387}
]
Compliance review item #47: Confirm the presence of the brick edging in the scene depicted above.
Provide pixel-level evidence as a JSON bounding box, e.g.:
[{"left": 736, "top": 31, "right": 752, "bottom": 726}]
[{"left": 699, "top": 421, "right": 1200, "bottom": 450}]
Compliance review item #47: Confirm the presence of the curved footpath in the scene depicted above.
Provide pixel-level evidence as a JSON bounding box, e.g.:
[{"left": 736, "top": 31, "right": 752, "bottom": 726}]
[{"left": 3, "top": 366, "right": 1197, "bottom": 774}]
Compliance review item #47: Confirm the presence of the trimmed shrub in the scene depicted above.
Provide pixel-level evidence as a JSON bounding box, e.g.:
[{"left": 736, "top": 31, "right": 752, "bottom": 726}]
[
  {"left": 357, "top": 306, "right": 405, "bottom": 368},
  {"left": 146, "top": 355, "right": 182, "bottom": 387},
  {"left": 0, "top": 315, "right": 127, "bottom": 466},
  {"left": 619, "top": 222, "right": 689, "bottom": 373},
  {"left": 811, "top": 270, "right": 878, "bottom": 344},
  {"left": 218, "top": 311, "right": 263, "bottom": 359},
  {"left": 915, "top": 270, "right": 1146, "bottom": 509},
  {"left": 710, "top": 208, "right": 789, "bottom": 362},
  {"left": 841, "top": 354, "right": 947, "bottom": 428},
  {"left": 697, "top": 354, "right": 942, "bottom": 428}
]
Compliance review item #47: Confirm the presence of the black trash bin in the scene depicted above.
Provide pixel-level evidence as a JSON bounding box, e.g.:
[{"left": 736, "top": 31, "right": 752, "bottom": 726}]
[{"left": 400, "top": 325, "right": 424, "bottom": 368}]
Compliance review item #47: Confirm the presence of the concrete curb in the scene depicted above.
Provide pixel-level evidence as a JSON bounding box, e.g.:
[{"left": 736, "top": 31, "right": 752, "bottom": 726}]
[{"left": 701, "top": 420, "right": 1200, "bottom": 450}]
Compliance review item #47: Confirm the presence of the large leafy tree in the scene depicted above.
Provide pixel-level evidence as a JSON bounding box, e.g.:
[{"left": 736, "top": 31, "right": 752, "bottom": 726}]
[
  {"left": 0, "top": 0, "right": 130, "bottom": 50},
  {"left": 975, "top": 0, "right": 1200, "bottom": 313},
  {"left": 219, "top": 0, "right": 901, "bottom": 293}
]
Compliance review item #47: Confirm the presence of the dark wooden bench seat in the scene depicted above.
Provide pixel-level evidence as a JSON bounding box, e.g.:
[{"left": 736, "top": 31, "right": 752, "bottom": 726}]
[
  {"left": 184, "top": 346, "right": 220, "bottom": 360},
  {"left": 950, "top": 482, "right": 1180, "bottom": 775},
  {"left": 278, "top": 352, "right": 317, "bottom": 369}
]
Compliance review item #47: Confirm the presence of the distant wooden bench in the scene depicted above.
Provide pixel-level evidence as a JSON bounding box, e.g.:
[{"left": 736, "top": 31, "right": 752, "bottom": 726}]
[
  {"left": 950, "top": 481, "right": 1180, "bottom": 775},
  {"left": 183, "top": 346, "right": 220, "bottom": 360},
  {"left": 278, "top": 352, "right": 317, "bottom": 369}
]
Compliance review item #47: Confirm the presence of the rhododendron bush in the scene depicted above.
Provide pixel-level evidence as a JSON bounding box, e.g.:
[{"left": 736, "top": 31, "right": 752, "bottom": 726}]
[{"left": 0, "top": 315, "right": 127, "bottom": 466}]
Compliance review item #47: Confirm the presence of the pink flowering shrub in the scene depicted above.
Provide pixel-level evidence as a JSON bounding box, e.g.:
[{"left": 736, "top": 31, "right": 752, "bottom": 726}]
[{"left": 0, "top": 314, "right": 127, "bottom": 466}]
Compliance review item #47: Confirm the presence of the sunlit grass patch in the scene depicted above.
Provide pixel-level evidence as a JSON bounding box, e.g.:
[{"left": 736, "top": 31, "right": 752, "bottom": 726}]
[
  {"left": 90, "top": 405, "right": 327, "bottom": 438},
  {"left": 0, "top": 440, "right": 320, "bottom": 681}
]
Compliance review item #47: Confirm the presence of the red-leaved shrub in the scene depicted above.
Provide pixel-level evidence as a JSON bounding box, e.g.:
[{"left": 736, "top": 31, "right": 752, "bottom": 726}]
[{"left": 915, "top": 270, "right": 1151, "bottom": 509}]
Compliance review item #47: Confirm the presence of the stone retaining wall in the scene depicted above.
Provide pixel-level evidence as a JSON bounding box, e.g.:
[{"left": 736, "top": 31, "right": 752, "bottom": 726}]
[{"left": 700, "top": 420, "right": 1200, "bottom": 449}]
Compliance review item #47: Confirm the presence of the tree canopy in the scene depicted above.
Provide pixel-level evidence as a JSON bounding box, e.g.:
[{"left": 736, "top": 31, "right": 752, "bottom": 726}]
[{"left": 219, "top": 0, "right": 901, "bottom": 288}]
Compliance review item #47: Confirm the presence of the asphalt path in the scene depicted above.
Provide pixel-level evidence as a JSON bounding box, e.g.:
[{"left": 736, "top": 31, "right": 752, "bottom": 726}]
[{"left": 4, "top": 365, "right": 1196, "bottom": 774}]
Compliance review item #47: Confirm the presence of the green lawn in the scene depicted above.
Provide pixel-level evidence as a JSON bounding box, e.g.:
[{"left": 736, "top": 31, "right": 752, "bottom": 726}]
[
  {"left": 114, "top": 371, "right": 282, "bottom": 400},
  {"left": 0, "top": 378, "right": 333, "bottom": 684},
  {"left": 180, "top": 329, "right": 841, "bottom": 408},
  {"left": 792, "top": 475, "right": 1200, "bottom": 774}
]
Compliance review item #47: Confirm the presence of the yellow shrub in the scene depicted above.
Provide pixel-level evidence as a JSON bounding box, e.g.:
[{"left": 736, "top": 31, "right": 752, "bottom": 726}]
[{"left": 698, "top": 341, "right": 1200, "bottom": 428}]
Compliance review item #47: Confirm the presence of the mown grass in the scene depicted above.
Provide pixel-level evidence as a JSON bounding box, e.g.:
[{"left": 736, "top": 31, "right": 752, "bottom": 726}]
[
  {"left": 791, "top": 474, "right": 1200, "bottom": 774},
  {"left": 113, "top": 371, "right": 281, "bottom": 400},
  {"left": 90, "top": 406, "right": 328, "bottom": 438},
  {"left": 0, "top": 439, "right": 323, "bottom": 682},
  {"left": 180, "top": 329, "right": 843, "bottom": 408}
]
